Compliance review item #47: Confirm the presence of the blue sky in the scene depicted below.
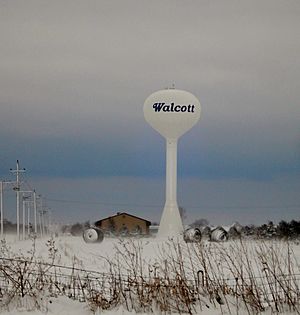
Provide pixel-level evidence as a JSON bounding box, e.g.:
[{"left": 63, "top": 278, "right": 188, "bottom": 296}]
[{"left": 0, "top": 0, "right": 299, "bottom": 225}]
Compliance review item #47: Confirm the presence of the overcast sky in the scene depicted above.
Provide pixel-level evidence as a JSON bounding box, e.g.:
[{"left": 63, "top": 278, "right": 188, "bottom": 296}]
[{"left": 0, "top": 0, "right": 299, "bottom": 226}]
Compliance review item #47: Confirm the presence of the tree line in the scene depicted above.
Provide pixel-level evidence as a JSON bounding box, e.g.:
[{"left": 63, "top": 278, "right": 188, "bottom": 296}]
[
  {"left": 189, "top": 218, "right": 300, "bottom": 239},
  {"left": 243, "top": 220, "right": 300, "bottom": 239}
]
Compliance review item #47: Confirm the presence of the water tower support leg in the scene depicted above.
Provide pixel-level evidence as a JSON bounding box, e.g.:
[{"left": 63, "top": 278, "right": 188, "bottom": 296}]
[{"left": 158, "top": 138, "right": 184, "bottom": 237}]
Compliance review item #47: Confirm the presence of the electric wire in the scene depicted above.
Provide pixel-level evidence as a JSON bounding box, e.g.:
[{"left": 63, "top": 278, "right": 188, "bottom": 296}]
[{"left": 43, "top": 197, "right": 300, "bottom": 211}]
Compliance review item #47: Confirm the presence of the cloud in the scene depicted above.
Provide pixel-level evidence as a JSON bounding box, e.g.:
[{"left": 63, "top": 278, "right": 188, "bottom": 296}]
[{"left": 0, "top": 0, "right": 299, "bottom": 224}]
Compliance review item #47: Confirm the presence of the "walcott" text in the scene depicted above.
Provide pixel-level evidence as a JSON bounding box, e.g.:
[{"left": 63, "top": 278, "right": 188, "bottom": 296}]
[{"left": 153, "top": 102, "right": 195, "bottom": 113}]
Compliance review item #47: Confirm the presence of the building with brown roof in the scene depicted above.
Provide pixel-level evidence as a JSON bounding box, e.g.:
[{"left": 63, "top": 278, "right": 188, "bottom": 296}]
[{"left": 94, "top": 212, "right": 151, "bottom": 236}]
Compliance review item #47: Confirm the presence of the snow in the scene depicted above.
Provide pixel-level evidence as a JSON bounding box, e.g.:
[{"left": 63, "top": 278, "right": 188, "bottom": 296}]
[
  {"left": 0, "top": 234, "right": 299, "bottom": 314},
  {"left": 0, "top": 297, "right": 90, "bottom": 315}
]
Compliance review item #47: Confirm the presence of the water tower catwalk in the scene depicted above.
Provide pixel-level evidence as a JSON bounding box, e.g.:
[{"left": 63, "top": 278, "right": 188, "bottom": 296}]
[{"left": 144, "top": 89, "right": 201, "bottom": 237}]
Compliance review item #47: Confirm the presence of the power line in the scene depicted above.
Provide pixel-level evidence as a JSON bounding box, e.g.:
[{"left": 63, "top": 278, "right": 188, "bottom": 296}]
[
  {"left": 44, "top": 197, "right": 300, "bottom": 210},
  {"left": 45, "top": 198, "right": 159, "bottom": 208},
  {"left": 23, "top": 179, "right": 34, "bottom": 191}
]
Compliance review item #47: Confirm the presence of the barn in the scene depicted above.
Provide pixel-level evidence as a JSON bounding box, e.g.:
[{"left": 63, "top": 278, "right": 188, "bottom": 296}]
[{"left": 94, "top": 212, "right": 151, "bottom": 236}]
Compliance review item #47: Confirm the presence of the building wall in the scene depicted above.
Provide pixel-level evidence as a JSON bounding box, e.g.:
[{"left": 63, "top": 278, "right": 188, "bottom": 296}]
[{"left": 97, "top": 214, "right": 149, "bottom": 235}]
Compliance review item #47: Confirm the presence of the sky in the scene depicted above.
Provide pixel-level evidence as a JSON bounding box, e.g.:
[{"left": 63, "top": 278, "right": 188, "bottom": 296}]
[{"left": 0, "top": 0, "right": 299, "bottom": 226}]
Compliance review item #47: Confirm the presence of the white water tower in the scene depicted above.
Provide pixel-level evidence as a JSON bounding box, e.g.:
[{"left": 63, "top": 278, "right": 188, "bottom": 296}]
[{"left": 143, "top": 88, "right": 201, "bottom": 237}]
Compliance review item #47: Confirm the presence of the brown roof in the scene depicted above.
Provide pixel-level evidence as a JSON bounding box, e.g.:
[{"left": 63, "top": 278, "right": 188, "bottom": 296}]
[{"left": 95, "top": 212, "right": 151, "bottom": 226}]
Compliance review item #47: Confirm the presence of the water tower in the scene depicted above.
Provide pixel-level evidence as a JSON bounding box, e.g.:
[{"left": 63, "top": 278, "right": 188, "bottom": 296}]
[{"left": 143, "top": 88, "right": 201, "bottom": 237}]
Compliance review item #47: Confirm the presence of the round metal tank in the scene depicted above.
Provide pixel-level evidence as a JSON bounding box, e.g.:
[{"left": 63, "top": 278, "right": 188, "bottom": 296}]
[
  {"left": 183, "top": 228, "right": 202, "bottom": 243},
  {"left": 210, "top": 227, "right": 228, "bottom": 242},
  {"left": 83, "top": 227, "right": 104, "bottom": 243}
]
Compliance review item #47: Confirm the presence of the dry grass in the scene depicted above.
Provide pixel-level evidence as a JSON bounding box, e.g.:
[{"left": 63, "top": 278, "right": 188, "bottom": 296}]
[{"left": 0, "top": 237, "right": 299, "bottom": 314}]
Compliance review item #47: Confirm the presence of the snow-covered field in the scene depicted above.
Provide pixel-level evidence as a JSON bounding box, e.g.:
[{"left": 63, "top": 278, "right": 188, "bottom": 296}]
[{"left": 0, "top": 235, "right": 299, "bottom": 314}]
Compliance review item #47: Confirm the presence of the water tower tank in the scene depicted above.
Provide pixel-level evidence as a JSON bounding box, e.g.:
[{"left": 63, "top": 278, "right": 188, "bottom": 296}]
[{"left": 144, "top": 88, "right": 201, "bottom": 237}]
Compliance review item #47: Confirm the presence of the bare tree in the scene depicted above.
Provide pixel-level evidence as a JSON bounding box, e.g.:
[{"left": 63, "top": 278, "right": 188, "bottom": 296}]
[{"left": 190, "top": 218, "right": 209, "bottom": 227}]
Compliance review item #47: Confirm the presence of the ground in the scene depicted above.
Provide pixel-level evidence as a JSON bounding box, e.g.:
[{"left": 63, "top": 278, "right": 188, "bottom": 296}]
[{"left": 0, "top": 234, "right": 299, "bottom": 314}]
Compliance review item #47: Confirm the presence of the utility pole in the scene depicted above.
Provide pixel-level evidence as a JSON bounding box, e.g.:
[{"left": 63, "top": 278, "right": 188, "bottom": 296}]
[
  {"left": 43, "top": 208, "right": 49, "bottom": 236},
  {"left": 22, "top": 197, "right": 26, "bottom": 240},
  {"left": 39, "top": 196, "right": 43, "bottom": 237},
  {"left": 21, "top": 193, "right": 32, "bottom": 240},
  {"left": 1, "top": 180, "right": 16, "bottom": 238},
  {"left": 27, "top": 199, "right": 31, "bottom": 237},
  {"left": 10, "top": 160, "right": 26, "bottom": 240},
  {"left": 33, "top": 190, "right": 37, "bottom": 235}
]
